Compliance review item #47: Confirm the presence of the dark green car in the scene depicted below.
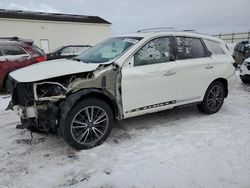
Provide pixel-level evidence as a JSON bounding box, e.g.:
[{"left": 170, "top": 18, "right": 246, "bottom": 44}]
[{"left": 233, "top": 41, "right": 250, "bottom": 66}]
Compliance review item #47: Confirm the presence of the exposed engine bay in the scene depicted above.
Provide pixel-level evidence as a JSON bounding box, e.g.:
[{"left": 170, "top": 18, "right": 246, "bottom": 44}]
[{"left": 8, "top": 63, "right": 122, "bottom": 134}]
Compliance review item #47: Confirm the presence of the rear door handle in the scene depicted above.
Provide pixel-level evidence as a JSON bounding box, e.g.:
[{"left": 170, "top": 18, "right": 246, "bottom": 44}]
[
  {"left": 163, "top": 71, "right": 176, "bottom": 76},
  {"left": 205, "top": 65, "right": 214, "bottom": 69}
]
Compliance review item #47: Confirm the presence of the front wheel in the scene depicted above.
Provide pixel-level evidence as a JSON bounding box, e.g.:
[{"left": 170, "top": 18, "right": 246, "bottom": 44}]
[
  {"left": 197, "top": 81, "right": 225, "bottom": 114},
  {"left": 63, "top": 98, "right": 114, "bottom": 150}
]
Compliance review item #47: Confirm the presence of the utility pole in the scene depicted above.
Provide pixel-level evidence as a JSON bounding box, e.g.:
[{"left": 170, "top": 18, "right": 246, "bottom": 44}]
[{"left": 248, "top": 29, "right": 250, "bottom": 41}]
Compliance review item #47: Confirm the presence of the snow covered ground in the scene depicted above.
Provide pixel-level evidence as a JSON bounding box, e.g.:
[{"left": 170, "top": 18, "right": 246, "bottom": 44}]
[{"left": 0, "top": 76, "right": 250, "bottom": 188}]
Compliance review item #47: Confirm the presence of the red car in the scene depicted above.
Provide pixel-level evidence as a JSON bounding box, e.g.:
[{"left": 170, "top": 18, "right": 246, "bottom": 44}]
[{"left": 0, "top": 37, "right": 46, "bottom": 90}]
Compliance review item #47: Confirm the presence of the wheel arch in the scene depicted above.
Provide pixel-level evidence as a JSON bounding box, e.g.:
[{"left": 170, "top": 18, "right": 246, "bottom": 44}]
[
  {"left": 210, "top": 78, "right": 228, "bottom": 98},
  {"left": 80, "top": 91, "right": 119, "bottom": 119},
  {"left": 1, "top": 71, "right": 10, "bottom": 90},
  {"left": 58, "top": 88, "right": 119, "bottom": 136}
]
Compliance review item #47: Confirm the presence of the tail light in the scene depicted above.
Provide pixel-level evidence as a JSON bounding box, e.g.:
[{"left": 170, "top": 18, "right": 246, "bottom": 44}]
[{"left": 35, "top": 56, "right": 47, "bottom": 62}]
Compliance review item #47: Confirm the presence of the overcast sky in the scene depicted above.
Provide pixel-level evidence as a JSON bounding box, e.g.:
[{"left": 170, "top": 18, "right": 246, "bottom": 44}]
[{"left": 0, "top": 0, "right": 249, "bottom": 35}]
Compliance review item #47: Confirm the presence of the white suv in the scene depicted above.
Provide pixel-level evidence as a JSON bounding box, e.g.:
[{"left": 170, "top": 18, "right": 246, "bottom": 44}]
[
  {"left": 8, "top": 29, "right": 236, "bottom": 149},
  {"left": 240, "top": 57, "right": 250, "bottom": 83}
]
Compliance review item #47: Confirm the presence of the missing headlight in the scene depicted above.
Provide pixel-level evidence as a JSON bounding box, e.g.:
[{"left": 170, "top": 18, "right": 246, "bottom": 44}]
[{"left": 34, "top": 82, "right": 68, "bottom": 101}]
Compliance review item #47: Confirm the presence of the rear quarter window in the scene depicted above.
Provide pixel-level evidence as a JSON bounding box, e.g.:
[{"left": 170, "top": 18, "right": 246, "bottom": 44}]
[{"left": 203, "top": 39, "right": 225, "bottom": 55}]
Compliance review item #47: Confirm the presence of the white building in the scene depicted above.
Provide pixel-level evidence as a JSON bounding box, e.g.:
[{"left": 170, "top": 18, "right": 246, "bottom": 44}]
[{"left": 0, "top": 9, "right": 111, "bottom": 53}]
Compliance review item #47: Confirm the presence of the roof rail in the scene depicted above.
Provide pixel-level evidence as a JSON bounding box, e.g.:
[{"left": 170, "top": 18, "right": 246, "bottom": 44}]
[
  {"left": 136, "top": 28, "right": 204, "bottom": 35},
  {"left": 0, "top": 37, "right": 20, "bottom": 41},
  {"left": 181, "top": 30, "right": 196, "bottom": 32},
  {"left": 137, "top": 27, "right": 175, "bottom": 33},
  {"left": 0, "top": 37, "right": 34, "bottom": 45},
  {"left": 180, "top": 30, "right": 202, "bottom": 34}
]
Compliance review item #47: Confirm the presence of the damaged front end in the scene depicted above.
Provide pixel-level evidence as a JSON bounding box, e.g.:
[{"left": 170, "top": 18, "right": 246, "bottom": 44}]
[
  {"left": 9, "top": 81, "right": 66, "bottom": 133},
  {"left": 8, "top": 63, "right": 122, "bottom": 134}
]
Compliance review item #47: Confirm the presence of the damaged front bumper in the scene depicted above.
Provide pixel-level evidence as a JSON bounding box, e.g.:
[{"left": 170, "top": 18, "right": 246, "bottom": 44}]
[
  {"left": 13, "top": 105, "right": 36, "bottom": 119},
  {"left": 9, "top": 81, "right": 65, "bottom": 133}
]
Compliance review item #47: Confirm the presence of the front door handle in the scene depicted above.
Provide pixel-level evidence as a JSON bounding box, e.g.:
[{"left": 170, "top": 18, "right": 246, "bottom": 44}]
[
  {"left": 163, "top": 71, "right": 176, "bottom": 76},
  {"left": 205, "top": 65, "right": 214, "bottom": 69}
]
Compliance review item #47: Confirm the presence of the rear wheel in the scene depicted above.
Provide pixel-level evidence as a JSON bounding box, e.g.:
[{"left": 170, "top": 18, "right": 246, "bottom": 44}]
[
  {"left": 197, "top": 81, "right": 225, "bottom": 114},
  {"left": 62, "top": 98, "right": 113, "bottom": 150}
]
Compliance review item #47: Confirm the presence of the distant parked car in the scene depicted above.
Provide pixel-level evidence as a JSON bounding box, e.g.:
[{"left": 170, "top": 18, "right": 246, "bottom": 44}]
[
  {"left": 232, "top": 41, "right": 250, "bottom": 66},
  {"left": 47, "top": 45, "right": 91, "bottom": 60},
  {"left": 240, "top": 57, "right": 250, "bottom": 83},
  {"left": 0, "top": 37, "right": 46, "bottom": 90}
]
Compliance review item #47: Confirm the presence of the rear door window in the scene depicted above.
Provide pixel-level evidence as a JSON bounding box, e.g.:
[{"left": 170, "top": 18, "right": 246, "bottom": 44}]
[
  {"left": 2, "top": 44, "right": 28, "bottom": 56},
  {"left": 175, "top": 37, "right": 206, "bottom": 59},
  {"left": 203, "top": 39, "right": 225, "bottom": 55}
]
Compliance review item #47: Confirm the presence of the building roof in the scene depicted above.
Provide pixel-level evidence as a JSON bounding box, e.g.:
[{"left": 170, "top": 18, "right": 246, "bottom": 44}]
[{"left": 0, "top": 9, "right": 111, "bottom": 24}]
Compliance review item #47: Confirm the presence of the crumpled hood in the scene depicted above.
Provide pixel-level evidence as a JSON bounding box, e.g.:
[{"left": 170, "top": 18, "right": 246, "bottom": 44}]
[{"left": 9, "top": 59, "right": 100, "bottom": 83}]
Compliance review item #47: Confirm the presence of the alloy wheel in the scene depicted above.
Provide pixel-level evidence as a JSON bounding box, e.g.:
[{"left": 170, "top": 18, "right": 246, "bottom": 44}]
[
  {"left": 70, "top": 106, "right": 109, "bottom": 145},
  {"left": 207, "top": 85, "right": 224, "bottom": 112}
]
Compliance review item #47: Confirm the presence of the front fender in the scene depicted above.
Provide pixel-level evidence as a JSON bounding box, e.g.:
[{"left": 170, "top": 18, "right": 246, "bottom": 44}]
[{"left": 57, "top": 88, "right": 117, "bottom": 136}]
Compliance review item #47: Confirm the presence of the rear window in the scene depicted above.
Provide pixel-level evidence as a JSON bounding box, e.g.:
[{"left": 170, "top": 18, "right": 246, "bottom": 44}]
[
  {"left": 32, "top": 44, "right": 45, "bottom": 55},
  {"left": 239, "top": 45, "right": 245, "bottom": 53},
  {"left": 234, "top": 44, "right": 239, "bottom": 52},
  {"left": 1, "top": 44, "right": 28, "bottom": 56},
  {"left": 246, "top": 44, "right": 250, "bottom": 51},
  {"left": 176, "top": 37, "right": 206, "bottom": 59},
  {"left": 203, "top": 39, "right": 225, "bottom": 55},
  {"left": 236, "top": 44, "right": 242, "bottom": 52}
]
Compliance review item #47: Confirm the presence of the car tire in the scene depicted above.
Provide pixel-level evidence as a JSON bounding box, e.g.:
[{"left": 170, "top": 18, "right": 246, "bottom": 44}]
[
  {"left": 240, "top": 75, "right": 250, "bottom": 84},
  {"left": 62, "top": 98, "right": 114, "bottom": 150},
  {"left": 4, "top": 77, "right": 11, "bottom": 93},
  {"left": 197, "top": 81, "right": 225, "bottom": 114}
]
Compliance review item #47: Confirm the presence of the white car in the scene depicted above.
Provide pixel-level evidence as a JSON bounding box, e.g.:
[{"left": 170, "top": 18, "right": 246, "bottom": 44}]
[
  {"left": 240, "top": 57, "right": 250, "bottom": 83},
  {"left": 7, "top": 29, "right": 236, "bottom": 149}
]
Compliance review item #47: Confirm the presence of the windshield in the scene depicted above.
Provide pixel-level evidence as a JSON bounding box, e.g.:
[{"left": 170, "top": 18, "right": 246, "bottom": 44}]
[
  {"left": 50, "top": 46, "right": 63, "bottom": 54},
  {"left": 75, "top": 37, "right": 142, "bottom": 63}
]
